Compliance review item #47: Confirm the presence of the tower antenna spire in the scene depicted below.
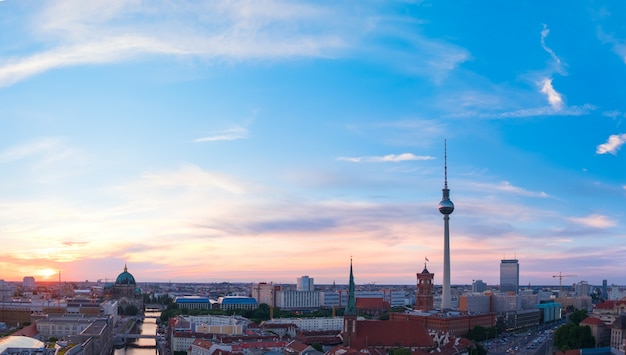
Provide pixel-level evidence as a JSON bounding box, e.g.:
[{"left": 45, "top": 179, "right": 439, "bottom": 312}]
[{"left": 444, "top": 139, "right": 448, "bottom": 189}]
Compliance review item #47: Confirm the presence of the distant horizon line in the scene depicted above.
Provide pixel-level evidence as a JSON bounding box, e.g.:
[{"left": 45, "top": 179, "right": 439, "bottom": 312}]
[{"left": 6, "top": 280, "right": 621, "bottom": 288}]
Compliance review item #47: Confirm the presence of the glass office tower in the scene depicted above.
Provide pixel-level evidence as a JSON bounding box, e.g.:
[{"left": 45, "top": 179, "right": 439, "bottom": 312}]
[{"left": 500, "top": 259, "right": 519, "bottom": 294}]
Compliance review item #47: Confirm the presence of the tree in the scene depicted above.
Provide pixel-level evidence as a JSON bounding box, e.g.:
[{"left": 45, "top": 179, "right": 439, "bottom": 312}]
[
  {"left": 468, "top": 343, "right": 487, "bottom": 355},
  {"left": 553, "top": 322, "right": 595, "bottom": 351},
  {"left": 122, "top": 304, "right": 139, "bottom": 316},
  {"left": 568, "top": 309, "right": 588, "bottom": 325},
  {"left": 311, "top": 343, "right": 323, "bottom": 352},
  {"left": 467, "top": 326, "right": 487, "bottom": 342},
  {"left": 390, "top": 348, "right": 411, "bottom": 355},
  {"left": 467, "top": 325, "right": 498, "bottom": 342}
]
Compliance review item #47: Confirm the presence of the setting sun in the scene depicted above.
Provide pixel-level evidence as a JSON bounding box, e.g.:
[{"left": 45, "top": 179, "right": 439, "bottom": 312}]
[{"left": 37, "top": 268, "right": 58, "bottom": 280}]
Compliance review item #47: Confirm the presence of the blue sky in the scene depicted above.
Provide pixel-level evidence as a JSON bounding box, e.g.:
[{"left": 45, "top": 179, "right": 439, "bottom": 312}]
[{"left": 0, "top": 0, "right": 624, "bottom": 287}]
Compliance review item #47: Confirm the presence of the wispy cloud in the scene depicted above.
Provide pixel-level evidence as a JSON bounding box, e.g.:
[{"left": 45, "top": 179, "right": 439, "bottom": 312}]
[
  {"left": 0, "top": 137, "right": 73, "bottom": 165},
  {"left": 141, "top": 164, "right": 245, "bottom": 194},
  {"left": 597, "top": 27, "right": 626, "bottom": 64},
  {"left": 337, "top": 153, "right": 434, "bottom": 163},
  {"left": 569, "top": 214, "right": 616, "bottom": 229},
  {"left": 539, "top": 78, "right": 563, "bottom": 110},
  {"left": 0, "top": 1, "right": 346, "bottom": 87},
  {"left": 540, "top": 24, "right": 565, "bottom": 75},
  {"left": 0, "top": 1, "right": 474, "bottom": 87},
  {"left": 194, "top": 127, "right": 248, "bottom": 142},
  {"left": 481, "top": 104, "right": 595, "bottom": 119},
  {"left": 469, "top": 181, "right": 549, "bottom": 198},
  {"left": 602, "top": 110, "right": 623, "bottom": 118},
  {"left": 596, "top": 133, "right": 626, "bottom": 155}
]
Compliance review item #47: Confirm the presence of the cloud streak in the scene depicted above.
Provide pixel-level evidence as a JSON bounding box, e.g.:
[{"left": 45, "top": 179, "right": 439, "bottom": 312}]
[
  {"left": 0, "top": 137, "right": 73, "bottom": 165},
  {"left": 337, "top": 153, "right": 435, "bottom": 163},
  {"left": 540, "top": 24, "right": 565, "bottom": 75},
  {"left": 468, "top": 181, "right": 549, "bottom": 198},
  {"left": 569, "top": 214, "right": 617, "bottom": 229},
  {"left": 194, "top": 127, "right": 249, "bottom": 142}
]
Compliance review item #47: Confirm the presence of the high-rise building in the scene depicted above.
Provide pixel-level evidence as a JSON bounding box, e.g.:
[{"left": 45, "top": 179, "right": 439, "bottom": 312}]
[
  {"left": 500, "top": 259, "right": 519, "bottom": 294},
  {"left": 438, "top": 141, "right": 455, "bottom": 309},
  {"left": 472, "top": 279, "right": 487, "bottom": 293},
  {"left": 297, "top": 276, "right": 314, "bottom": 291},
  {"left": 575, "top": 281, "right": 590, "bottom": 297},
  {"left": 251, "top": 282, "right": 277, "bottom": 306},
  {"left": 23, "top": 276, "right": 36, "bottom": 291},
  {"left": 602, "top": 280, "right": 608, "bottom": 300}
]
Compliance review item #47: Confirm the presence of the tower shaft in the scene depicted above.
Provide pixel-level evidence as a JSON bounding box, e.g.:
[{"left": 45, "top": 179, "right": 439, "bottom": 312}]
[{"left": 441, "top": 215, "right": 451, "bottom": 309}]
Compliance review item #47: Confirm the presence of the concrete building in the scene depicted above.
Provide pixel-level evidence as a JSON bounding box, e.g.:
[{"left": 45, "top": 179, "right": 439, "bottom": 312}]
[
  {"left": 500, "top": 259, "right": 519, "bottom": 294},
  {"left": 275, "top": 290, "right": 320, "bottom": 310},
  {"left": 576, "top": 281, "right": 591, "bottom": 297},
  {"left": 0, "top": 280, "right": 14, "bottom": 301},
  {"left": 472, "top": 280, "right": 487, "bottom": 293},
  {"left": 22, "top": 277, "right": 35, "bottom": 291},
  {"left": 183, "top": 315, "right": 247, "bottom": 335},
  {"left": 458, "top": 293, "right": 491, "bottom": 314},
  {"left": 536, "top": 301, "right": 562, "bottom": 323},
  {"left": 264, "top": 317, "right": 344, "bottom": 332},
  {"left": 217, "top": 296, "right": 257, "bottom": 310},
  {"left": 36, "top": 315, "right": 108, "bottom": 341},
  {"left": 610, "top": 315, "right": 626, "bottom": 352},
  {"left": 0, "top": 336, "right": 53, "bottom": 355},
  {"left": 556, "top": 296, "right": 593, "bottom": 312},
  {"left": 297, "top": 276, "right": 314, "bottom": 292},
  {"left": 520, "top": 292, "right": 539, "bottom": 310},
  {"left": 251, "top": 282, "right": 278, "bottom": 306},
  {"left": 493, "top": 293, "right": 520, "bottom": 313},
  {"left": 175, "top": 296, "right": 212, "bottom": 310},
  {"left": 581, "top": 317, "right": 610, "bottom": 348}
]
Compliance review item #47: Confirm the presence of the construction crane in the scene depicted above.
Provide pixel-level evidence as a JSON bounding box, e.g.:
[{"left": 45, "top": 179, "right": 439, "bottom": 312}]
[{"left": 552, "top": 272, "right": 577, "bottom": 296}]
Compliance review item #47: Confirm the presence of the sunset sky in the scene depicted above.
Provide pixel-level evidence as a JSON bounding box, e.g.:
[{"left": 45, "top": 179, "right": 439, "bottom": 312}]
[{"left": 0, "top": 0, "right": 625, "bottom": 287}]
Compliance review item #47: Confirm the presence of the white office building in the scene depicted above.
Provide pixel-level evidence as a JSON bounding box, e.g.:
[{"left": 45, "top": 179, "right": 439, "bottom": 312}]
[{"left": 297, "top": 276, "right": 314, "bottom": 291}]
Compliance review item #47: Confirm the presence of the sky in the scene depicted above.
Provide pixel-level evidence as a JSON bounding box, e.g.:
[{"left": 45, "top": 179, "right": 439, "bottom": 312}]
[{"left": 0, "top": 0, "right": 625, "bottom": 287}]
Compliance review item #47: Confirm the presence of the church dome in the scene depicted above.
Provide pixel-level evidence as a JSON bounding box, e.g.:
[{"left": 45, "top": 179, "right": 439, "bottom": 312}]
[{"left": 115, "top": 264, "right": 136, "bottom": 285}]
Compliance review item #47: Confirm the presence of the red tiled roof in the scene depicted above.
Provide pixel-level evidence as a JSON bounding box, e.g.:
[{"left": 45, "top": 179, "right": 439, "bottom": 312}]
[
  {"left": 356, "top": 298, "right": 389, "bottom": 310},
  {"left": 192, "top": 339, "right": 214, "bottom": 350},
  {"left": 294, "top": 332, "right": 342, "bottom": 346},
  {"left": 11, "top": 324, "right": 39, "bottom": 337},
  {"left": 349, "top": 320, "right": 434, "bottom": 349},
  {"left": 581, "top": 317, "right": 605, "bottom": 327},
  {"left": 263, "top": 323, "right": 296, "bottom": 329},
  {"left": 287, "top": 340, "right": 311, "bottom": 352},
  {"left": 555, "top": 349, "right": 580, "bottom": 355},
  {"left": 325, "top": 345, "right": 361, "bottom": 355}
]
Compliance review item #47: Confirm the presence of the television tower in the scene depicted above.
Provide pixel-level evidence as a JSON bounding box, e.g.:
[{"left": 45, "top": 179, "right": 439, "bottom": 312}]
[{"left": 438, "top": 140, "right": 455, "bottom": 309}]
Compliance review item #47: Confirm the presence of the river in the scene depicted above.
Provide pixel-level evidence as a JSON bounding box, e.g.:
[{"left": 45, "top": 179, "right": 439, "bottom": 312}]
[{"left": 114, "top": 311, "right": 161, "bottom": 355}]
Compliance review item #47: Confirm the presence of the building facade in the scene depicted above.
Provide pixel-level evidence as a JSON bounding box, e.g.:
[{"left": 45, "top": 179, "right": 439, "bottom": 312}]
[
  {"left": 500, "top": 259, "right": 519, "bottom": 294},
  {"left": 415, "top": 265, "right": 434, "bottom": 312},
  {"left": 297, "top": 276, "right": 314, "bottom": 292}
]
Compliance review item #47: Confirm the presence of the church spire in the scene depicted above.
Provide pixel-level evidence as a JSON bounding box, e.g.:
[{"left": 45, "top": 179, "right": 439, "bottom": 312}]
[{"left": 344, "top": 257, "right": 357, "bottom": 316}]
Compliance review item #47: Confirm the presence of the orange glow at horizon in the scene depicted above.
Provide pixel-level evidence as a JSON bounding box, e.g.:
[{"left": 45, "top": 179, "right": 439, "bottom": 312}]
[{"left": 37, "top": 268, "right": 59, "bottom": 280}]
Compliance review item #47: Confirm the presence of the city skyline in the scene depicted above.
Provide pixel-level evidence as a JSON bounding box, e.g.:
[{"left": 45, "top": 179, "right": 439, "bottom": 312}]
[{"left": 0, "top": 1, "right": 625, "bottom": 285}]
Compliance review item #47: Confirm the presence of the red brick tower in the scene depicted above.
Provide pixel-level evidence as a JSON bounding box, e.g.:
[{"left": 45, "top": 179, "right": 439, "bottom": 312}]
[{"left": 415, "top": 260, "right": 434, "bottom": 312}]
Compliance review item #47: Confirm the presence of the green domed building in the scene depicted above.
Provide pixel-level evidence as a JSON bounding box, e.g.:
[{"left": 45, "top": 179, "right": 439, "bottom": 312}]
[
  {"left": 105, "top": 264, "right": 143, "bottom": 314},
  {"left": 116, "top": 265, "right": 136, "bottom": 285}
]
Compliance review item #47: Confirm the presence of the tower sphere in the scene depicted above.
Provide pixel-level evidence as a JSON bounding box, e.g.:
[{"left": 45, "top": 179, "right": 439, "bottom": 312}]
[{"left": 438, "top": 198, "right": 454, "bottom": 215}]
